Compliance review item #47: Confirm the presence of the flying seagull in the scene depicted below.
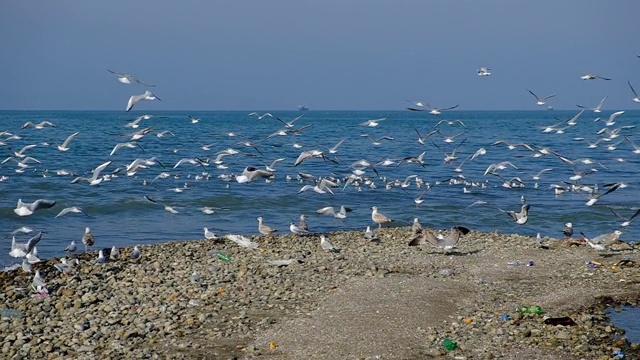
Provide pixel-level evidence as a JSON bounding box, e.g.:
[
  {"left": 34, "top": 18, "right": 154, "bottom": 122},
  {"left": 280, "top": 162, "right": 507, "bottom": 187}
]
[
  {"left": 580, "top": 73, "right": 611, "bottom": 81},
  {"left": 126, "top": 91, "right": 161, "bottom": 112},
  {"left": 526, "top": 89, "right": 557, "bottom": 106},
  {"left": 499, "top": 204, "right": 530, "bottom": 225},
  {"left": 14, "top": 199, "right": 56, "bottom": 217},
  {"left": 628, "top": 81, "right": 640, "bottom": 103},
  {"left": 107, "top": 70, "right": 156, "bottom": 87}
]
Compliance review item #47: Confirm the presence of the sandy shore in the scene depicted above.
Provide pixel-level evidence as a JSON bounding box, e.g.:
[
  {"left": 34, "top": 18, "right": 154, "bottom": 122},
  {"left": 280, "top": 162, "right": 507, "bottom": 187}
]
[{"left": 1, "top": 226, "right": 639, "bottom": 359}]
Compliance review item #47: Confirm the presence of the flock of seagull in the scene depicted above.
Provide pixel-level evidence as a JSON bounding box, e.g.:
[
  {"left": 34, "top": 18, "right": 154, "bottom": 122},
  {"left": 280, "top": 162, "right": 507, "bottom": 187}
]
[{"left": 3, "top": 63, "right": 640, "bottom": 295}]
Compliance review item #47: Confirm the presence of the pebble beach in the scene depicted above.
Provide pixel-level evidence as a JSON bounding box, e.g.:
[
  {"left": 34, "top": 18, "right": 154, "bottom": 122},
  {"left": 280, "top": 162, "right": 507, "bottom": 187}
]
[{"left": 1, "top": 226, "right": 639, "bottom": 360}]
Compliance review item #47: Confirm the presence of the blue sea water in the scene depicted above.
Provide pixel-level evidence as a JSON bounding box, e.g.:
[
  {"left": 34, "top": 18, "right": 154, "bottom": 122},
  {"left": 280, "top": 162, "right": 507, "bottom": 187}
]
[{"left": 1, "top": 109, "right": 640, "bottom": 268}]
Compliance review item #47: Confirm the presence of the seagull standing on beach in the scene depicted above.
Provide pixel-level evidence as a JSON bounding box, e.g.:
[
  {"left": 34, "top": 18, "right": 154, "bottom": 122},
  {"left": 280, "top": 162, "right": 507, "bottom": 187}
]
[
  {"left": 64, "top": 240, "right": 76, "bottom": 253},
  {"left": 299, "top": 214, "right": 309, "bottom": 232},
  {"left": 562, "top": 223, "right": 573, "bottom": 238},
  {"left": 320, "top": 235, "right": 339, "bottom": 252},
  {"left": 371, "top": 206, "right": 392, "bottom": 229},
  {"left": 289, "top": 222, "right": 308, "bottom": 235},
  {"left": 257, "top": 217, "right": 277, "bottom": 235},
  {"left": 110, "top": 246, "right": 120, "bottom": 260},
  {"left": 130, "top": 246, "right": 142, "bottom": 260},
  {"left": 204, "top": 227, "right": 219, "bottom": 240},
  {"left": 32, "top": 270, "right": 48, "bottom": 294},
  {"left": 82, "top": 227, "right": 95, "bottom": 252}
]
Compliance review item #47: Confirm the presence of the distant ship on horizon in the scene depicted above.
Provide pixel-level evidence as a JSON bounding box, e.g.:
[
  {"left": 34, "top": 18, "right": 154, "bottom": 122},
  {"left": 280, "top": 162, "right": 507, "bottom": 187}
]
[{"left": 298, "top": 104, "right": 309, "bottom": 111}]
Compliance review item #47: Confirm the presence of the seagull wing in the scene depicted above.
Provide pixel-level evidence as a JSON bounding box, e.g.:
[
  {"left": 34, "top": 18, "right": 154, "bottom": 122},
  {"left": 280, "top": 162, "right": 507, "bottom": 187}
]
[
  {"left": 92, "top": 160, "right": 112, "bottom": 179},
  {"left": 526, "top": 89, "right": 541, "bottom": 101},
  {"left": 629, "top": 81, "right": 639, "bottom": 97}
]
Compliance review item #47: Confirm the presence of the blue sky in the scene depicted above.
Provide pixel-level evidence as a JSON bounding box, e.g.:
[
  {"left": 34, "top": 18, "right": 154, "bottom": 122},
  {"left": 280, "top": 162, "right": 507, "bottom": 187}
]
[{"left": 0, "top": 1, "right": 638, "bottom": 111}]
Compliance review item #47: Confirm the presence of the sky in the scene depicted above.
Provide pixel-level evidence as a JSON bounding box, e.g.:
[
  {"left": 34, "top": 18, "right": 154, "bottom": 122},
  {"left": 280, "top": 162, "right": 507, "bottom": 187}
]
[{"left": 0, "top": 0, "right": 638, "bottom": 111}]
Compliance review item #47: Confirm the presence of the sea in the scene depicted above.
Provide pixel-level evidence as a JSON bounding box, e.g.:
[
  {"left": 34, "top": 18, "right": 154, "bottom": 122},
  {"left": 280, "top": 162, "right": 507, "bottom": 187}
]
[{"left": 2, "top": 109, "right": 640, "bottom": 269}]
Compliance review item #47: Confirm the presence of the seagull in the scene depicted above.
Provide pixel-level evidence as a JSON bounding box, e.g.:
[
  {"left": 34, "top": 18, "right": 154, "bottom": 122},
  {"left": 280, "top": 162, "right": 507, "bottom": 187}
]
[
  {"left": 14, "top": 199, "right": 56, "bottom": 216},
  {"left": 55, "top": 206, "right": 90, "bottom": 218},
  {"left": 328, "top": 138, "right": 347, "bottom": 154},
  {"left": 64, "top": 240, "right": 76, "bottom": 253},
  {"left": 9, "top": 231, "right": 43, "bottom": 258},
  {"left": 130, "top": 246, "right": 142, "bottom": 260},
  {"left": 579, "top": 230, "right": 623, "bottom": 251},
  {"left": 95, "top": 250, "right": 107, "bottom": 264},
  {"left": 257, "top": 217, "right": 277, "bottom": 235},
  {"left": 477, "top": 67, "right": 491, "bottom": 76},
  {"left": 628, "top": 81, "right": 640, "bottom": 103},
  {"left": 235, "top": 166, "right": 274, "bottom": 183},
  {"left": 407, "top": 104, "right": 459, "bottom": 115},
  {"left": 360, "top": 134, "right": 394, "bottom": 146},
  {"left": 360, "top": 117, "right": 387, "bottom": 127},
  {"left": 110, "top": 142, "right": 144, "bottom": 156},
  {"left": 71, "top": 160, "right": 112, "bottom": 186},
  {"left": 248, "top": 112, "right": 273, "bottom": 120},
  {"left": 54, "top": 258, "right": 75, "bottom": 274},
  {"left": 188, "top": 115, "right": 200, "bottom": 124},
  {"left": 21, "top": 121, "right": 55, "bottom": 129},
  {"left": 608, "top": 207, "right": 640, "bottom": 227},
  {"left": 110, "top": 246, "right": 120, "bottom": 260},
  {"left": 203, "top": 227, "right": 219, "bottom": 240},
  {"left": 500, "top": 204, "right": 530, "bottom": 225},
  {"left": 409, "top": 226, "right": 470, "bottom": 251},
  {"left": 526, "top": 89, "right": 557, "bottom": 106},
  {"left": 126, "top": 91, "right": 161, "bottom": 112},
  {"left": 299, "top": 214, "right": 309, "bottom": 232},
  {"left": 580, "top": 73, "right": 611, "bottom": 81},
  {"left": 316, "top": 205, "right": 351, "bottom": 219},
  {"left": 143, "top": 195, "right": 179, "bottom": 214},
  {"left": 56, "top": 131, "right": 80, "bottom": 152},
  {"left": 364, "top": 226, "right": 378, "bottom": 241},
  {"left": 371, "top": 206, "right": 392, "bottom": 229},
  {"left": 107, "top": 70, "right": 156, "bottom": 87},
  {"left": 32, "top": 270, "right": 48, "bottom": 294},
  {"left": 577, "top": 96, "right": 608, "bottom": 113},
  {"left": 411, "top": 217, "right": 423, "bottom": 234},
  {"left": 289, "top": 222, "right": 308, "bottom": 235},
  {"left": 320, "top": 235, "right": 339, "bottom": 252},
  {"left": 562, "top": 223, "right": 573, "bottom": 238},
  {"left": 82, "top": 227, "right": 95, "bottom": 252},
  {"left": 586, "top": 182, "right": 626, "bottom": 206}
]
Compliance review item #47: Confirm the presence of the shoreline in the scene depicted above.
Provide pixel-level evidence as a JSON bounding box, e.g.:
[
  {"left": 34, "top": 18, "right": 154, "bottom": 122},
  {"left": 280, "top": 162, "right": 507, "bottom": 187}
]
[{"left": 1, "top": 226, "right": 639, "bottom": 359}]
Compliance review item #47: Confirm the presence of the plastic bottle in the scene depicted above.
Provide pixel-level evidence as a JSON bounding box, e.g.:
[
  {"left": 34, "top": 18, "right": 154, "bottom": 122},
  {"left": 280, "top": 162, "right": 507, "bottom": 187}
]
[
  {"left": 215, "top": 252, "right": 231, "bottom": 262},
  {"left": 442, "top": 338, "right": 457, "bottom": 351},
  {"left": 516, "top": 305, "right": 543, "bottom": 315}
]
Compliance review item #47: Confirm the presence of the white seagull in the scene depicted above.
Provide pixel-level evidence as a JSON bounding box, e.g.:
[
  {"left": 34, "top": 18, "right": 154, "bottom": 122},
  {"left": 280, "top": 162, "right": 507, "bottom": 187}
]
[
  {"left": 526, "top": 89, "right": 557, "bottom": 106},
  {"left": 126, "top": 91, "right": 161, "bottom": 112},
  {"left": 57, "top": 131, "right": 80, "bottom": 151},
  {"left": 14, "top": 199, "right": 56, "bottom": 216},
  {"left": 107, "top": 70, "right": 156, "bottom": 87}
]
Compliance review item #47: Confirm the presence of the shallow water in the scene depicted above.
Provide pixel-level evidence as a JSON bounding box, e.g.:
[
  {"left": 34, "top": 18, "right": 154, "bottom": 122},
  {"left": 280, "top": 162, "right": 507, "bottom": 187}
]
[
  {"left": 607, "top": 306, "right": 640, "bottom": 344},
  {"left": 1, "top": 109, "right": 640, "bottom": 268}
]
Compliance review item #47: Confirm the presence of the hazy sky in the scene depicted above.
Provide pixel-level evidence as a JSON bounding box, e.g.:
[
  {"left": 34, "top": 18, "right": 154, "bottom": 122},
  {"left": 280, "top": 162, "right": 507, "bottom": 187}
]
[{"left": 1, "top": 1, "right": 638, "bottom": 111}]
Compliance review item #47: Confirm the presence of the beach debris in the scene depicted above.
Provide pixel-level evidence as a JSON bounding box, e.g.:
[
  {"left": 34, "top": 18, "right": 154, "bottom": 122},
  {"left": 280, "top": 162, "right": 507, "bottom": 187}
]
[
  {"left": 225, "top": 234, "right": 259, "bottom": 249},
  {"left": 543, "top": 317, "right": 576, "bottom": 326}
]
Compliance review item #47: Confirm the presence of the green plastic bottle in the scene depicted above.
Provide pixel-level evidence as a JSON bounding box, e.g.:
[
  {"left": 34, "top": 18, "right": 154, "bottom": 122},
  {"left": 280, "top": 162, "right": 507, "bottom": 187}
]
[
  {"left": 216, "top": 252, "right": 231, "bottom": 262},
  {"left": 517, "top": 306, "right": 543, "bottom": 315},
  {"left": 442, "top": 338, "right": 457, "bottom": 351}
]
